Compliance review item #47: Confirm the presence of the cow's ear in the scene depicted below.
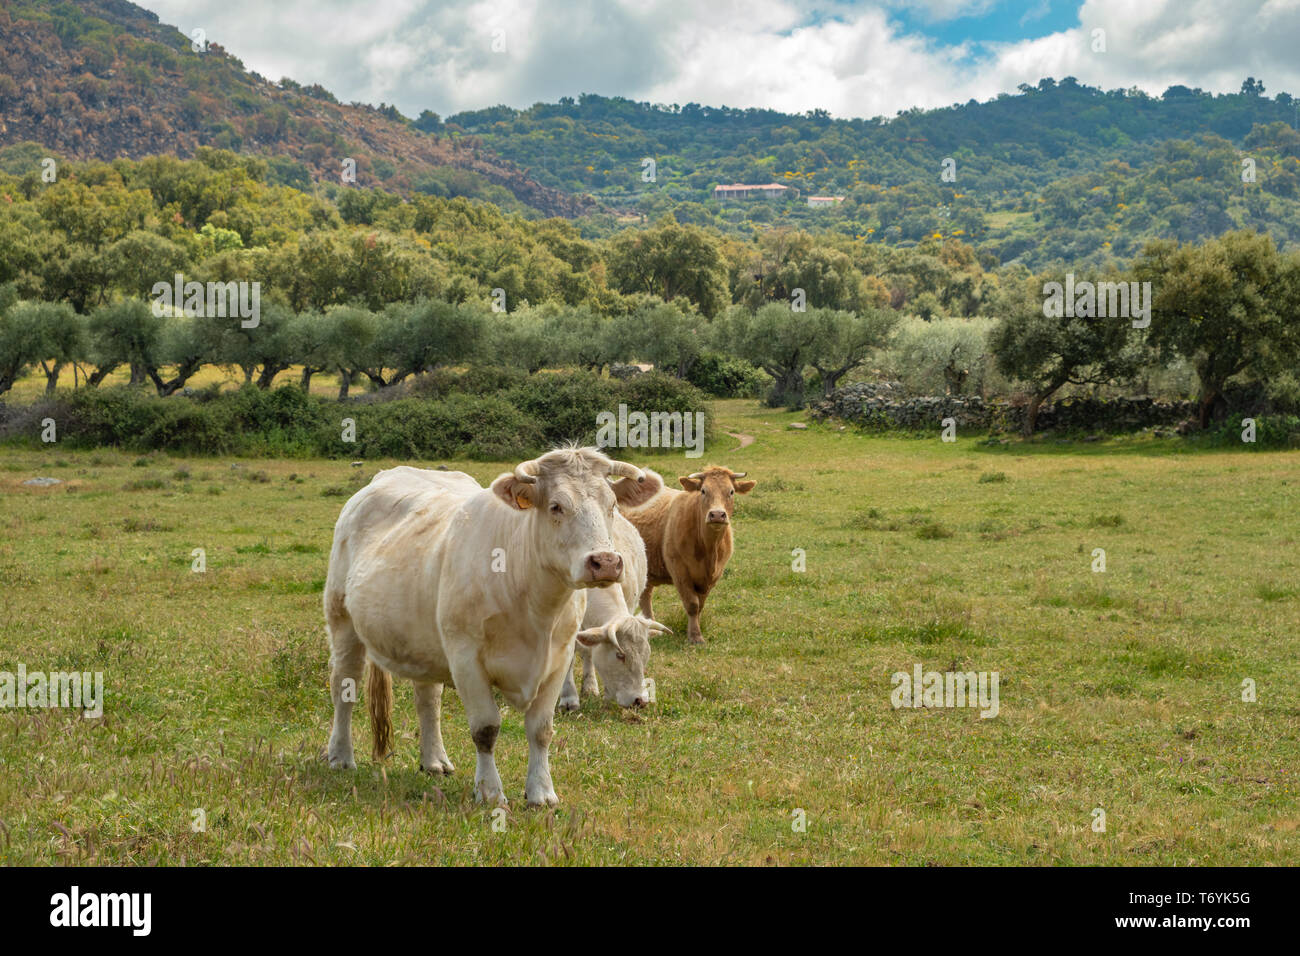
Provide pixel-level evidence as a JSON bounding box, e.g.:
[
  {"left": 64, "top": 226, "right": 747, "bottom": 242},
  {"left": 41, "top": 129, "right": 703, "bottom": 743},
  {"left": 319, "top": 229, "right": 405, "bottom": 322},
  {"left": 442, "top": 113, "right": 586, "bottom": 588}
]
[
  {"left": 613, "top": 468, "right": 661, "bottom": 507},
  {"left": 575, "top": 626, "right": 607, "bottom": 647},
  {"left": 491, "top": 473, "right": 535, "bottom": 510},
  {"left": 678, "top": 475, "right": 702, "bottom": 492},
  {"left": 734, "top": 479, "right": 756, "bottom": 495}
]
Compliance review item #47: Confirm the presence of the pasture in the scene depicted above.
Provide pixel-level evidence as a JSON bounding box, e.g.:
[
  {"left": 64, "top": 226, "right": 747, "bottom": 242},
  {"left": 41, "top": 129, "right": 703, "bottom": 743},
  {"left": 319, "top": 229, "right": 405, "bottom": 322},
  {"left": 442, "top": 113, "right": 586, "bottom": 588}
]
[{"left": 1, "top": 399, "right": 1297, "bottom": 865}]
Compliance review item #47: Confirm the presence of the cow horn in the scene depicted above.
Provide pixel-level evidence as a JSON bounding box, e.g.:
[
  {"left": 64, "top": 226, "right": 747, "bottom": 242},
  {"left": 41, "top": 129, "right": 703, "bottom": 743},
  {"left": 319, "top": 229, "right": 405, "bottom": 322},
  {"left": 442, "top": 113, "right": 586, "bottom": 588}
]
[
  {"left": 607, "top": 461, "right": 646, "bottom": 483},
  {"left": 687, "top": 472, "right": 706, "bottom": 480},
  {"left": 641, "top": 616, "right": 672, "bottom": 636},
  {"left": 513, "top": 458, "right": 542, "bottom": 483},
  {"left": 604, "top": 620, "right": 624, "bottom": 654},
  {"left": 729, "top": 471, "right": 747, "bottom": 479}
]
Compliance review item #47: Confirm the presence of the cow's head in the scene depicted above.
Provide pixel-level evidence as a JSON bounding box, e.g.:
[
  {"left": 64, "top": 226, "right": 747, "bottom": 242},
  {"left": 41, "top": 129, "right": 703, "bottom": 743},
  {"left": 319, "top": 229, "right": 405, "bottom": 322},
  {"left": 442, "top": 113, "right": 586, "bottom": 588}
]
[
  {"left": 577, "top": 614, "right": 670, "bottom": 707},
  {"left": 492, "top": 448, "right": 649, "bottom": 588},
  {"left": 678, "top": 466, "right": 756, "bottom": 530}
]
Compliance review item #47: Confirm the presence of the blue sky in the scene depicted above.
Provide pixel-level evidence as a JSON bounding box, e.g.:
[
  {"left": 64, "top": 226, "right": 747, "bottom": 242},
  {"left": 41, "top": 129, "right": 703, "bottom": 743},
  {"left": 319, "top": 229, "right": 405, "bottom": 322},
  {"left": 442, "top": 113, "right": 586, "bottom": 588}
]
[
  {"left": 890, "top": 0, "right": 1080, "bottom": 48},
  {"left": 138, "top": 1, "right": 1300, "bottom": 119}
]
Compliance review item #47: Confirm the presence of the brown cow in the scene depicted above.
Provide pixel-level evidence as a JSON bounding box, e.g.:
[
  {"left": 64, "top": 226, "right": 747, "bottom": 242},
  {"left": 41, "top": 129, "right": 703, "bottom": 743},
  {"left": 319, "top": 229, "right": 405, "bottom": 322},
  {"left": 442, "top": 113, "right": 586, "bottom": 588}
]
[{"left": 620, "top": 465, "right": 756, "bottom": 644}]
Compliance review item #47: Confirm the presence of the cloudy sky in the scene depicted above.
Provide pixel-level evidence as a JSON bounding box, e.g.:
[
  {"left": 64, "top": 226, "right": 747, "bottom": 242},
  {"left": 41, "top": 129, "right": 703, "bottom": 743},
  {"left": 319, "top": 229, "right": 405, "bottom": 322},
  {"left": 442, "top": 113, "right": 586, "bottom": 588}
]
[{"left": 138, "top": 0, "right": 1300, "bottom": 119}]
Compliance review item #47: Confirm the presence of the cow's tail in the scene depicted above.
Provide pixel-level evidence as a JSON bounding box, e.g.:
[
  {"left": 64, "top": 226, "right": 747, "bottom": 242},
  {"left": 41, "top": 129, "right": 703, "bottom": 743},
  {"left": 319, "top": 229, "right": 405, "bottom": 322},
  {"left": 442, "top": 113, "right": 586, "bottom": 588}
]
[{"left": 367, "top": 659, "right": 394, "bottom": 761}]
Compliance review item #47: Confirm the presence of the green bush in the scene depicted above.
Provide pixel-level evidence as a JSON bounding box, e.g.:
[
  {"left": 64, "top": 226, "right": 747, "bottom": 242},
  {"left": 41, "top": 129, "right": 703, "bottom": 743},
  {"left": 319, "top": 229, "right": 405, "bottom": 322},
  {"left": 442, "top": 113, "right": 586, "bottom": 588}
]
[
  {"left": 13, "top": 370, "right": 714, "bottom": 460},
  {"left": 137, "top": 401, "right": 235, "bottom": 454},
  {"left": 407, "top": 365, "right": 532, "bottom": 401},
  {"left": 685, "top": 352, "right": 767, "bottom": 398},
  {"left": 504, "top": 371, "right": 618, "bottom": 447},
  {"left": 346, "top": 394, "right": 544, "bottom": 460},
  {"left": 1198, "top": 414, "right": 1300, "bottom": 449},
  {"left": 57, "top": 387, "right": 161, "bottom": 447}
]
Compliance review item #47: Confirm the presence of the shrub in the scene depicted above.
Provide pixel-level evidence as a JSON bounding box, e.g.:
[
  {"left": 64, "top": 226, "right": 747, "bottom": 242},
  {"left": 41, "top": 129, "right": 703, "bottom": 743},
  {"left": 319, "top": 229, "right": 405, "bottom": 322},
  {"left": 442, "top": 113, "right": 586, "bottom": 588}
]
[
  {"left": 10, "top": 370, "right": 713, "bottom": 460},
  {"left": 137, "top": 401, "right": 235, "bottom": 454},
  {"left": 504, "top": 371, "right": 617, "bottom": 447},
  {"left": 1198, "top": 414, "right": 1300, "bottom": 449},
  {"left": 56, "top": 387, "right": 161, "bottom": 447},
  {"left": 345, "top": 395, "right": 544, "bottom": 460},
  {"left": 686, "top": 352, "right": 768, "bottom": 398},
  {"left": 406, "top": 365, "right": 531, "bottom": 401}
]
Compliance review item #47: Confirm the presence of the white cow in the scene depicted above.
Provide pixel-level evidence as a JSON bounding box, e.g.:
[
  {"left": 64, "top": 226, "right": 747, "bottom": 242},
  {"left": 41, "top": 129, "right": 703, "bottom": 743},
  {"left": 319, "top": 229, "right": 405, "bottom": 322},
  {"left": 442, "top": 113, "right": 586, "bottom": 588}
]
[
  {"left": 559, "top": 510, "right": 670, "bottom": 710},
  {"left": 323, "top": 447, "right": 657, "bottom": 807}
]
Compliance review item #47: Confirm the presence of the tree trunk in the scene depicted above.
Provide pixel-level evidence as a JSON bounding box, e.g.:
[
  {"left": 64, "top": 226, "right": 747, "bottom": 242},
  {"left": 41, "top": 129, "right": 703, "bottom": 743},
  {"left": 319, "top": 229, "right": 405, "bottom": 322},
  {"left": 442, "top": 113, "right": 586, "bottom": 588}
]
[
  {"left": 337, "top": 368, "right": 352, "bottom": 400},
  {"left": 88, "top": 364, "right": 118, "bottom": 387},
  {"left": 129, "top": 362, "right": 148, "bottom": 386},
  {"left": 43, "top": 361, "right": 63, "bottom": 395},
  {"left": 1197, "top": 389, "right": 1226, "bottom": 429},
  {"left": 1023, "top": 378, "right": 1066, "bottom": 436},
  {"left": 301, "top": 367, "right": 315, "bottom": 390},
  {"left": 151, "top": 358, "right": 204, "bottom": 396},
  {"left": 1024, "top": 394, "right": 1044, "bottom": 437},
  {"left": 768, "top": 369, "right": 805, "bottom": 409}
]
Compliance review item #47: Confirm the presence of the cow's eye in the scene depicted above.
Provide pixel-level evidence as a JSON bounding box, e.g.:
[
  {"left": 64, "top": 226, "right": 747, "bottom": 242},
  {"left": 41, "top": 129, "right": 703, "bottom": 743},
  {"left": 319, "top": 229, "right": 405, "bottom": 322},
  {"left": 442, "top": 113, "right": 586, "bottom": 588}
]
[
  {"left": 700, "top": 489, "right": 706, "bottom": 496},
  {"left": 615, "top": 652, "right": 626, "bottom": 662},
  {"left": 549, "top": 503, "right": 563, "bottom": 515},
  {"left": 729, "top": 489, "right": 735, "bottom": 496}
]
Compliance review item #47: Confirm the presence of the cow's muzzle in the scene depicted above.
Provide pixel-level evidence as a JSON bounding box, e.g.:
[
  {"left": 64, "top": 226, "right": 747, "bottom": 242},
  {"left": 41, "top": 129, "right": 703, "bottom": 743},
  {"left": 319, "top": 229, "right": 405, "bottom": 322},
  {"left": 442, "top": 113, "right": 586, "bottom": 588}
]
[
  {"left": 584, "top": 551, "right": 623, "bottom": 583},
  {"left": 706, "top": 510, "right": 730, "bottom": 525}
]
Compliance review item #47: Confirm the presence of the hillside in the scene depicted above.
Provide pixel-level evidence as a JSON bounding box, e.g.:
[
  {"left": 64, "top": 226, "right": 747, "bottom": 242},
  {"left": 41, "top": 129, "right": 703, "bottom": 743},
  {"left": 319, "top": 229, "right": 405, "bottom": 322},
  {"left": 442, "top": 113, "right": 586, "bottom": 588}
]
[
  {"left": 3, "top": 1, "right": 1300, "bottom": 272},
  {"left": 451, "top": 86, "right": 1300, "bottom": 267},
  {"left": 0, "top": 0, "right": 590, "bottom": 218}
]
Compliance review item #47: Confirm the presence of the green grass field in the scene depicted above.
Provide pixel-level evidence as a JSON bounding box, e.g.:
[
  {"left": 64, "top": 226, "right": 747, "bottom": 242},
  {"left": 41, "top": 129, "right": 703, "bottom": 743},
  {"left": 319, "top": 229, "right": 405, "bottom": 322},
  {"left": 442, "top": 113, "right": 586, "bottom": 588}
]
[{"left": 1, "top": 399, "right": 1297, "bottom": 865}]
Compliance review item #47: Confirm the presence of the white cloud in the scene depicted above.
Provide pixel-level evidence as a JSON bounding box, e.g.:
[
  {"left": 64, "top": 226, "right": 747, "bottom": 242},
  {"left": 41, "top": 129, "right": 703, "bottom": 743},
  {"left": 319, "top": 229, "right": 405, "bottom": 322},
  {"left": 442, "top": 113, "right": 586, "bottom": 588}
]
[{"left": 137, "top": 0, "right": 1300, "bottom": 119}]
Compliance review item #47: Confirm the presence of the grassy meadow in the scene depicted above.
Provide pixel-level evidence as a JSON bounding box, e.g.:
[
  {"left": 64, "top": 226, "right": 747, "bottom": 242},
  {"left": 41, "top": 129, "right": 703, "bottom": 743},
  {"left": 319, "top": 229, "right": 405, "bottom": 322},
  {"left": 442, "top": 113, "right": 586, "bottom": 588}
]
[{"left": 1, "top": 398, "right": 1297, "bottom": 865}]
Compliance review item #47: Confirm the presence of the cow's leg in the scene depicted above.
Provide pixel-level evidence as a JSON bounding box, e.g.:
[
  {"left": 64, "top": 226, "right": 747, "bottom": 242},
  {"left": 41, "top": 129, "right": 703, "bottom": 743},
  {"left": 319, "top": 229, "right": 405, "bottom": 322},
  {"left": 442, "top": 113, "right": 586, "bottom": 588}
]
[
  {"left": 524, "top": 664, "right": 569, "bottom": 807},
  {"left": 325, "top": 612, "right": 366, "bottom": 769},
  {"left": 449, "top": 662, "right": 506, "bottom": 806},
  {"left": 639, "top": 585, "right": 654, "bottom": 619},
  {"left": 579, "top": 644, "right": 600, "bottom": 699},
  {"left": 414, "top": 681, "right": 454, "bottom": 774},
  {"left": 675, "top": 580, "right": 706, "bottom": 644},
  {"left": 557, "top": 644, "right": 580, "bottom": 712}
]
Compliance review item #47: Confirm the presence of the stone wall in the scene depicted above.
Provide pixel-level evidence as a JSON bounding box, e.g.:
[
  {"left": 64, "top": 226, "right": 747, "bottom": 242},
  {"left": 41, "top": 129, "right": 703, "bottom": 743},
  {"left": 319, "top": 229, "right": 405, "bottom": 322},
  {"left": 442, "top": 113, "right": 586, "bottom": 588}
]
[{"left": 808, "top": 381, "right": 1196, "bottom": 433}]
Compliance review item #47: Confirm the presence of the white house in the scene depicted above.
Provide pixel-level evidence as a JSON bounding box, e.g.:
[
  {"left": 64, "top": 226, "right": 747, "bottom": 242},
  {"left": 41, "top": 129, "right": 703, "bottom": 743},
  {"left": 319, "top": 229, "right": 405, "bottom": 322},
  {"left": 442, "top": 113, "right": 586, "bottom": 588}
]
[{"left": 713, "top": 183, "right": 790, "bottom": 200}]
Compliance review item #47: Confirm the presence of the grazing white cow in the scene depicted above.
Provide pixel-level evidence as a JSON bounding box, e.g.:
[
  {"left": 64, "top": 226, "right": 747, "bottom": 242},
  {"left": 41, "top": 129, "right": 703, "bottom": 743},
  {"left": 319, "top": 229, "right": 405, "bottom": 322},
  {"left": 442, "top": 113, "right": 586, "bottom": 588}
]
[
  {"left": 558, "top": 509, "right": 671, "bottom": 711},
  {"left": 323, "top": 447, "right": 657, "bottom": 807}
]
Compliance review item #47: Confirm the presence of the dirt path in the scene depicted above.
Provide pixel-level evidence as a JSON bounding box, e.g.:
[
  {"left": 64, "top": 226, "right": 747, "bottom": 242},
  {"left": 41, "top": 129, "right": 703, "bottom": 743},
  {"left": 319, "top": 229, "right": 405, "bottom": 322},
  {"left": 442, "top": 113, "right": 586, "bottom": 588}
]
[{"left": 726, "top": 431, "right": 755, "bottom": 449}]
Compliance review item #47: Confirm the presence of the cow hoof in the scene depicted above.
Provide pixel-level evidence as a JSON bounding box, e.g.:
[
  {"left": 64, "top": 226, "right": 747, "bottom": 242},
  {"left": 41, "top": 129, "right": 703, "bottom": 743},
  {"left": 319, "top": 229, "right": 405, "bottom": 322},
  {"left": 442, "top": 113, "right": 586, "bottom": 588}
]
[
  {"left": 475, "top": 786, "right": 508, "bottom": 808},
  {"left": 688, "top": 636, "right": 706, "bottom": 646},
  {"left": 328, "top": 754, "right": 356, "bottom": 770},
  {"left": 557, "top": 695, "right": 580, "bottom": 712},
  {"left": 421, "top": 758, "right": 455, "bottom": 774},
  {"left": 526, "top": 790, "right": 560, "bottom": 808}
]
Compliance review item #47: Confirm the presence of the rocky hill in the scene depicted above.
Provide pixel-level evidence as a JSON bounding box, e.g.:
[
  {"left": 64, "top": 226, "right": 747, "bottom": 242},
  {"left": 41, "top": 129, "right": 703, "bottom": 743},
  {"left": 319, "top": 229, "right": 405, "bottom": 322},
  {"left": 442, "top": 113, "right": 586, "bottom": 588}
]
[{"left": 0, "top": 0, "right": 591, "bottom": 217}]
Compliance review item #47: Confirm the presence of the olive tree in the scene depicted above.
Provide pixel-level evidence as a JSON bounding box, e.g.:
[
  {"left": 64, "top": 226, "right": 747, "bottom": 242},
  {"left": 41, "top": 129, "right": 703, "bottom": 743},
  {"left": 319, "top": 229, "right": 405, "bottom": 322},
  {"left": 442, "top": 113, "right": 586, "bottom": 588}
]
[
  {"left": 1133, "top": 231, "right": 1300, "bottom": 428},
  {"left": 990, "top": 275, "right": 1138, "bottom": 435}
]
